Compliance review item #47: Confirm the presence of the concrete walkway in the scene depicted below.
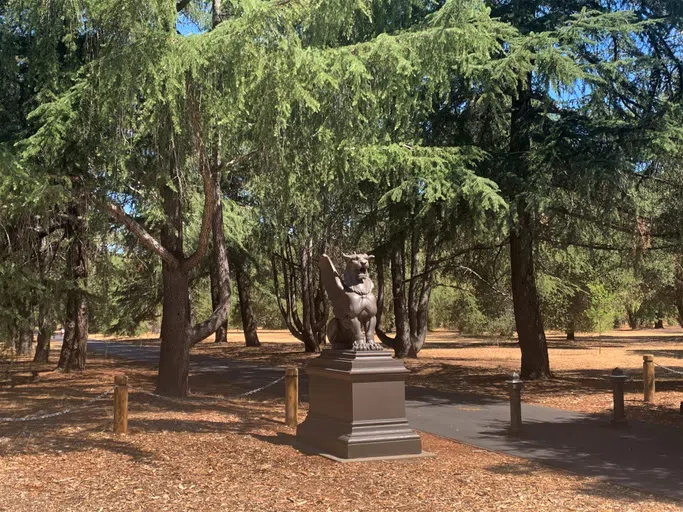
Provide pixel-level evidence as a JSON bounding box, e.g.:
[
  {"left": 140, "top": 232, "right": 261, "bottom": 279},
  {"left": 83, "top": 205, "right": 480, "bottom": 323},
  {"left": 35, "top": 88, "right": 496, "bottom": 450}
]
[{"left": 88, "top": 341, "right": 683, "bottom": 501}]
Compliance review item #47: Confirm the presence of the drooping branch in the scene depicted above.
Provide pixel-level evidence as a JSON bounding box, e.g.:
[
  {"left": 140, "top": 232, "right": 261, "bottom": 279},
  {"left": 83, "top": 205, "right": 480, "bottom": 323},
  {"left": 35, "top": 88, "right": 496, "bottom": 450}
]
[
  {"left": 180, "top": 167, "right": 216, "bottom": 271},
  {"left": 182, "top": 85, "right": 216, "bottom": 272},
  {"left": 102, "top": 202, "right": 180, "bottom": 270},
  {"left": 188, "top": 169, "right": 230, "bottom": 346}
]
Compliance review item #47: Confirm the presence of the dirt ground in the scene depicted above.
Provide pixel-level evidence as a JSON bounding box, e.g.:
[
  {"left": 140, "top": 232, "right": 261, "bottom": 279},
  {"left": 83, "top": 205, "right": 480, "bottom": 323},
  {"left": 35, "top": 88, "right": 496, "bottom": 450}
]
[
  {"left": 93, "top": 326, "right": 683, "bottom": 425},
  {"left": 0, "top": 352, "right": 681, "bottom": 512}
]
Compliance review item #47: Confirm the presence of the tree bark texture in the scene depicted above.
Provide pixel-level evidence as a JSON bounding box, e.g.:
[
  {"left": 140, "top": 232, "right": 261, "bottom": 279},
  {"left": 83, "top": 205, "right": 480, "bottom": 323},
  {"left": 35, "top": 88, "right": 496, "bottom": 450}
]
[
  {"left": 234, "top": 252, "right": 260, "bottom": 347},
  {"left": 510, "top": 203, "right": 551, "bottom": 379},
  {"left": 15, "top": 328, "right": 33, "bottom": 356},
  {"left": 156, "top": 179, "right": 192, "bottom": 396},
  {"left": 210, "top": 247, "right": 228, "bottom": 343},
  {"left": 508, "top": 74, "right": 551, "bottom": 380},
  {"left": 58, "top": 205, "right": 89, "bottom": 372}
]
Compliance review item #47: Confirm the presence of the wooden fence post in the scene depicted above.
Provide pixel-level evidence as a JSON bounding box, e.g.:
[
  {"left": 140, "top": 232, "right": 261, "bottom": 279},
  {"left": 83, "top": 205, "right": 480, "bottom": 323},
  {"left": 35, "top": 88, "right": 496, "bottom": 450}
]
[
  {"left": 643, "top": 354, "right": 655, "bottom": 403},
  {"left": 114, "top": 374, "right": 128, "bottom": 434},
  {"left": 285, "top": 368, "right": 298, "bottom": 428}
]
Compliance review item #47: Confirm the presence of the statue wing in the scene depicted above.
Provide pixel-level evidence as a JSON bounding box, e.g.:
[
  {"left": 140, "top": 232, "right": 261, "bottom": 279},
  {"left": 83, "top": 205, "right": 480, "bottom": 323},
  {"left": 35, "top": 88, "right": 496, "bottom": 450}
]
[{"left": 319, "top": 254, "right": 344, "bottom": 300}]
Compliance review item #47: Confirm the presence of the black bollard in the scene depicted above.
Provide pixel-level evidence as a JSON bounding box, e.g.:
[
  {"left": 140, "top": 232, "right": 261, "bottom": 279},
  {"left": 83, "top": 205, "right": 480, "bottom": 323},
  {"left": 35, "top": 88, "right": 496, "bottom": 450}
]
[
  {"left": 507, "top": 372, "right": 523, "bottom": 433},
  {"left": 610, "top": 368, "right": 628, "bottom": 427}
]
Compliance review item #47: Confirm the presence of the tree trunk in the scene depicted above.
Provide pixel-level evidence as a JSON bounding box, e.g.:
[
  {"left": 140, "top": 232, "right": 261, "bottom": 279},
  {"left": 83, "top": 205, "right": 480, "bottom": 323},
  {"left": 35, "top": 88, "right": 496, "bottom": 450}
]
[
  {"left": 566, "top": 329, "right": 575, "bottom": 341},
  {"left": 675, "top": 256, "right": 683, "bottom": 327},
  {"left": 508, "top": 72, "right": 551, "bottom": 380},
  {"left": 510, "top": 203, "right": 551, "bottom": 379},
  {"left": 389, "top": 240, "right": 411, "bottom": 357},
  {"left": 300, "top": 240, "right": 321, "bottom": 353},
  {"left": 156, "top": 266, "right": 191, "bottom": 396},
  {"left": 271, "top": 240, "right": 325, "bottom": 352},
  {"left": 16, "top": 328, "right": 33, "bottom": 356},
  {"left": 235, "top": 255, "right": 260, "bottom": 347},
  {"left": 58, "top": 205, "right": 89, "bottom": 372},
  {"left": 375, "top": 254, "right": 385, "bottom": 330},
  {"left": 33, "top": 321, "right": 53, "bottom": 364},
  {"left": 156, "top": 178, "right": 191, "bottom": 396},
  {"left": 625, "top": 305, "right": 639, "bottom": 330},
  {"left": 210, "top": 249, "right": 228, "bottom": 344}
]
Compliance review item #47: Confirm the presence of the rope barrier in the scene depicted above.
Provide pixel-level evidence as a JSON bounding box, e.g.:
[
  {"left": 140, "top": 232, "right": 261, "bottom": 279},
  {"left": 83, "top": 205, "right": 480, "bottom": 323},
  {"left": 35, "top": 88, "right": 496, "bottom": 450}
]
[
  {"left": 0, "top": 372, "right": 287, "bottom": 423},
  {"left": 654, "top": 362, "right": 683, "bottom": 376},
  {"left": 135, "top": 374, "right": 286, "bottom": 404},
  {"left": 0, "top": 388, "right": 114, "bottom": 423}
]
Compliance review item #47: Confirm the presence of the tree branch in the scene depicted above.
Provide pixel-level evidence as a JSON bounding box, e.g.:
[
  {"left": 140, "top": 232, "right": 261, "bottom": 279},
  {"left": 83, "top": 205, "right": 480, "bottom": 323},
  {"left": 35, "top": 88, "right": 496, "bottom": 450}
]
[
  {"left": 176, "top": 0, "right": 192, "bottom": 12},
  {"left": 102, "top": 202, "right": 180, "bottom": 269},
  {"left": 180, "top": 169, "right": 215, "bottom": 271},
  {"left": 188, "top": 169, "right": 230, "bottom": 346}
]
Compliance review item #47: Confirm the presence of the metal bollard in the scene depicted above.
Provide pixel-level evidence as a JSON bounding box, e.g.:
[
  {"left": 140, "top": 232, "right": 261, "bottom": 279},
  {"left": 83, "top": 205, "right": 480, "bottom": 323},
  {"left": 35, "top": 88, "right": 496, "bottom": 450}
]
[
  {"left": 643, "top": 354, "right": 655, "bottom": 403},
  {"left": 285, "top": 367, "right": 298, "bottom": 428},
  {"left": 114, "top": 374, "right": 128, "bottom": 434},
  {"left": 507, "top": 372, "right": 523, "bottom": 433},
  {"left": 610, "top": 368, "right": 628, "bottom": 427}
]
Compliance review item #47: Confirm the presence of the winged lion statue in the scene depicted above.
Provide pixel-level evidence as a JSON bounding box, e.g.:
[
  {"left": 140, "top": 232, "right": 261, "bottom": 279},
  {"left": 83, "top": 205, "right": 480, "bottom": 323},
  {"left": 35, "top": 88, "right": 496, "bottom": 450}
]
[{"left": 319, "top": 252, "right": 383, "bottom": 351}]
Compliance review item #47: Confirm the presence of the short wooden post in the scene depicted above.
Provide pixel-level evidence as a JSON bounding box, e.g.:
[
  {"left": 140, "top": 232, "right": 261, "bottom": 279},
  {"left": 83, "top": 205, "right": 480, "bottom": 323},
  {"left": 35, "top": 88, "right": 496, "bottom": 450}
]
[
  {"left": 285, "top": 367, "right": 298, "bottom": 428},
  {"left": 610, "top": 368, "right": 628, "bottom": 427},
  {"left": 643, "top": 354, "right": 655, "bottom": 403},
  {"left": 114, "top": 374, "right": 128, "bottom": 434},
  {"left": 507, "top": 372, "right": 523, "bottom": 433}
]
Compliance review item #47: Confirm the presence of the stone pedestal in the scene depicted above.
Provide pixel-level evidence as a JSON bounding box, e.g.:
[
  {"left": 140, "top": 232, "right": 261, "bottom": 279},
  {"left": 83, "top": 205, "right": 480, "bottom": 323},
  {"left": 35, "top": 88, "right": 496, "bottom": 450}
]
[{"left": 296, "top": 349, "right": 423, "bottom": 460}]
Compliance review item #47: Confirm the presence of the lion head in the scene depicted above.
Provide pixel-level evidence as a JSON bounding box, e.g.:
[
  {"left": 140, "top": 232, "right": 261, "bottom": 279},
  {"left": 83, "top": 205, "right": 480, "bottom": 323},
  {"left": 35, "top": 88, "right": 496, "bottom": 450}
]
[{"left": 342, "top": 253, "right": 375, "bottom": 294}]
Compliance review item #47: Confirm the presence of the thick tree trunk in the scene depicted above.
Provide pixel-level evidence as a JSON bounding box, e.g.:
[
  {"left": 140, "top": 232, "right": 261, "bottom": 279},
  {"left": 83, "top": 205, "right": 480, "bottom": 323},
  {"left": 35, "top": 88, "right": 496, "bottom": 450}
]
[
  {"left": 156, "top": 266, "right": 191, "bottom": 396},
  {"left": 16, "top": 328, "right": 33, "bottom": 356},
  {"left": 33, "top": 321, "right": 53, "bottom": 364},
  {"left": 510, "top": 204, "right": 551, "bottom": 379},
  {"left": 508, "top": 72, "right": 551, "bottom": 380},
  {"left": 235, "top": 256, "right": 260, "bottom": 347},
  {"left": 58, "top": 206, "right": 89, "bottom": 372},
  {"left": 156, "top": 179, "right": 191, "bottom": 396},
  {"left": 566, "top": 329, "right": 575, "bottom": 341}
]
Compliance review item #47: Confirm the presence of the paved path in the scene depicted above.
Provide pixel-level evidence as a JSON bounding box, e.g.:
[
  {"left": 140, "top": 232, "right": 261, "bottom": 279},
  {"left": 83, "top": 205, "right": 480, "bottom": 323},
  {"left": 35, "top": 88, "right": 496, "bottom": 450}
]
[{"left": 89, "top": 341, "right": 683, "bottom": 501}]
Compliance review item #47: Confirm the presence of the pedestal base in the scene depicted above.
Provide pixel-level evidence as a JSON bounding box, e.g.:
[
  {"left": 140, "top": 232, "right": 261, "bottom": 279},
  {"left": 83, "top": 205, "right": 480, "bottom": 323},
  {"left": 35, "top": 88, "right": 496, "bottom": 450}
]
[{"left": 296, "top": 349, "right": 423, "bottom": 460}]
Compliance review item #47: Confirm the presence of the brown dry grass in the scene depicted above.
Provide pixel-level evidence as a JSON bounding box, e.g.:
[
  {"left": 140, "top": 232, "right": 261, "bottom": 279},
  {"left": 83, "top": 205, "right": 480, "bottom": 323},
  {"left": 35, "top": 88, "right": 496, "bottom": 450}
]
[{"left": 0, "top": 351, "right": 680, "bottom": 511}]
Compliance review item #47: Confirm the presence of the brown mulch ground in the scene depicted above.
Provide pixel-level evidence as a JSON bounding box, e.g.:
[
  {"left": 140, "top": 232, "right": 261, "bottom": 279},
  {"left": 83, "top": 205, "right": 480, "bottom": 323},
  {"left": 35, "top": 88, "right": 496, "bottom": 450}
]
[
  {"left": 0, "top": 352, "right": 681, "bottom": 511},
  {"left": 89, "top": 327, "right": 683, "bottom": 426}
]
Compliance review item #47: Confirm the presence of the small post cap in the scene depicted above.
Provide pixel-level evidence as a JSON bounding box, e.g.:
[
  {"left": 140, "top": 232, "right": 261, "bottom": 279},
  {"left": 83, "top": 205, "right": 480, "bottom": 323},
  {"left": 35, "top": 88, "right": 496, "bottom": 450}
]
[
  {"left": 285, "top": 367, "right": 298, "bottom": 376},
  {"left": 507, "top": 371, "right": 523, "bottom": 385},
  {"left": 643, "top": 354, "right": 654, "bottom": 362},
  {"left": 114, "top": 374, "right": 128, "bottom": 386},
  {"left": 610, "top": 367, "right": 628, "bottom": 381}
]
